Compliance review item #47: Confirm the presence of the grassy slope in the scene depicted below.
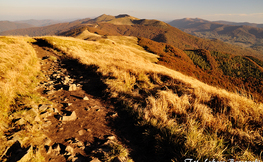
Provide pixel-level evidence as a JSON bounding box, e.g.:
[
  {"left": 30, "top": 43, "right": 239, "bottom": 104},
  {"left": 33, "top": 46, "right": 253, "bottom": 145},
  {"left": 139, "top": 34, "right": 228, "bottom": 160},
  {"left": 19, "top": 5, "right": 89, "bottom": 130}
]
[
  {"left": 137, "top": 37, "right": 263, "bottom": 102},
  {"left": 0, "top": 36, "right": 45, "bottom": 161},
  {"left": 86, "top": 23, "right": 263, "bottom": 60},
  {"left": 41, "top": 35, "right": 263, "bottom": 161}
]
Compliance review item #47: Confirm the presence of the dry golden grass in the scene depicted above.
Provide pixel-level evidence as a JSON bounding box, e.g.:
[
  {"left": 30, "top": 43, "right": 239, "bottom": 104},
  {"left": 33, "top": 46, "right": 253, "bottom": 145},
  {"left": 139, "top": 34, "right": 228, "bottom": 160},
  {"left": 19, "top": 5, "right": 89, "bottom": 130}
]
[
  {"left": 41, "top": 35, "right": 263, "bottom": 161},
  {"left": 0, "top": 36, "right": 39, "bottom": 122},
  {"left": 0, "top": 36, "right": 45, "bottom": 161}
]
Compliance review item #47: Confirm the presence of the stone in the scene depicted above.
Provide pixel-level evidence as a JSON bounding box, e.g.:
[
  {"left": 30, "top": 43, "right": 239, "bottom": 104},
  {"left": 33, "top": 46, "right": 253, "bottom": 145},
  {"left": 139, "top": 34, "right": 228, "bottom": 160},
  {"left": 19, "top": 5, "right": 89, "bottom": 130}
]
[
  {"left": 46, "top": 90, "right": 55, "bottom": 95},
  {"left": 15, "top": 118, "right": 26, "bottom": 125},
  {"left": 65, "top": 145, "right": 74, "bottom": 155},
  {"left": 78, "top": 129, "right": 86, "bottom": 136},
  {"left": 63, "top": 76, "right": 70, "bottom": 85},
  {"left": 64, "top": 103, "right": 72, "bottom": 107},
  {"left": 52, "top": 143, "right": 61, "bottom": 155},
  {"left": 42, "top": 121, "right": 52, "bottom": 128},
  {"left": 53, "top": 108, "right": 59, "bottom": 113},
  {"left": 40, "top": 112, "right": 52, "bottom": 119},
  {"left": 34, "top": 115, "right": 41, "bottom": 122},
  {"left": 68, "top": 84, "right": 77, "bottom": 91},
  {"left": 44, "top": 138, "right": 52, "bottom": 146},
  {"left": 38, "top": 104, "right": 48, "bottom": 111},
  {"left": 56, "top": 75, "right": 61, "bottom": 79},
  {"left": 62, "top": 111, "right": 77, "bottom": 121},
  {"left": 83, "top": 96, "right": 89, "bottom": 100},
  {"left": 107, "top": 136, "right": 116, "bottom": 141},
  {"left": 39, "top": 104, "right": 52, "bottom": 112}
]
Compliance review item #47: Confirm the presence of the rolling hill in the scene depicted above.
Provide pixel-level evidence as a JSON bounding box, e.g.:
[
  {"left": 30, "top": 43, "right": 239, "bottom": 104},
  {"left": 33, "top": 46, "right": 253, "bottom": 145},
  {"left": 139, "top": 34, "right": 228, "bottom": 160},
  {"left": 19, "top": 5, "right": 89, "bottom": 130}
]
[
  {"left": 0, "top": 18, "right": 91, "bottom": 36},
  {"left": 15, "top": 19, "right": 63, "bottom": 27},
  {"left": 0, "top": 21, "right": 34, "bottom": 32},
  {"left": 57, "top": 14, "right": 263, "bottom": 102},
  {"left": 214, "top": 20, "right": 263, "bottom": 28},
  {"left": 168, "top": 18, "right": 263, "bottom": 54}
]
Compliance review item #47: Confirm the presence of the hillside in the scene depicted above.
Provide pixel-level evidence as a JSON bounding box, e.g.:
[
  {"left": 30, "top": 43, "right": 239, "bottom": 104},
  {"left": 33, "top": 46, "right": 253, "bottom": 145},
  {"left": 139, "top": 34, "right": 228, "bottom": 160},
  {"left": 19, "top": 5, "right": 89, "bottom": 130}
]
[
  {"left": 1, "top": 35, "right": 262, "bottom": 161},
  {"left": 0, "top": 21, "right": 34, "bottom": 32},
  {"left": 136, "top": 37, "right": 263, "bottom": 102},
  {"left": 57, "top": 15, "right": 263, "bottom": 102},
  {"left": 168, "top": 18, "right": 263, "bottom": 54},
  {"left": 0, "top": 18, "right": 91, "bottom": 36}
]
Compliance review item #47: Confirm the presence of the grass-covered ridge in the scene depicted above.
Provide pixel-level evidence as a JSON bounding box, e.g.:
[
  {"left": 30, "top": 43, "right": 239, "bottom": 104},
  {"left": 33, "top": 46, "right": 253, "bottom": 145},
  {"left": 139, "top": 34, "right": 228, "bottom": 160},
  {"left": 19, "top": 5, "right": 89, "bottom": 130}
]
[
  {"left": 41, "top": 35, "right": 263, "bottom": 161},
  {"left": 0, "top": 36, "right": 45, "bottom": 161}
]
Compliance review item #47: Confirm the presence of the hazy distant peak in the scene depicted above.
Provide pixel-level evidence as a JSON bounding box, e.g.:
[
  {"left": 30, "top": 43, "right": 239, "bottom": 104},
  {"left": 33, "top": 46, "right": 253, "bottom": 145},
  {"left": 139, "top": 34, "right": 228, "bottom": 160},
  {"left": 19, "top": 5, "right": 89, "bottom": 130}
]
[{"left": 0, "top": 21, "right": 34, "bottom": 32}]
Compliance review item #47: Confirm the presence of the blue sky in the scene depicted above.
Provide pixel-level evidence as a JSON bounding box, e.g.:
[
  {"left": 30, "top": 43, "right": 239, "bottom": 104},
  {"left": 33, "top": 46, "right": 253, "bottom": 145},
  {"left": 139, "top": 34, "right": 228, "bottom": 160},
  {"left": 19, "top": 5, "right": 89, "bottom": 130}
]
[{"left": 0, "top": 0, "right": 262, "bottom": 23}]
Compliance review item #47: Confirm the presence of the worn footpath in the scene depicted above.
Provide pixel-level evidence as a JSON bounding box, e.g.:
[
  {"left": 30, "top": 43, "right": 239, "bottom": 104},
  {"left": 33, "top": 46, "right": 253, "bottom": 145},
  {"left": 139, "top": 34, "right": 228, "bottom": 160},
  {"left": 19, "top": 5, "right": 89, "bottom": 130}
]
[{"left": 31, "top": 40, "right": 129, "bottom": 162}]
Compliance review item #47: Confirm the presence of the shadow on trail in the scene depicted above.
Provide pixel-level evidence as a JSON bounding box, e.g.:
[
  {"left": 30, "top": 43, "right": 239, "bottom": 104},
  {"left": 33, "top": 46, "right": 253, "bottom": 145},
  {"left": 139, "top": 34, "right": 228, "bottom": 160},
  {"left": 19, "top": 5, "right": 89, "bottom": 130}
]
[{"left": 33, "top": 38, "right": 179, "bottom": 162}]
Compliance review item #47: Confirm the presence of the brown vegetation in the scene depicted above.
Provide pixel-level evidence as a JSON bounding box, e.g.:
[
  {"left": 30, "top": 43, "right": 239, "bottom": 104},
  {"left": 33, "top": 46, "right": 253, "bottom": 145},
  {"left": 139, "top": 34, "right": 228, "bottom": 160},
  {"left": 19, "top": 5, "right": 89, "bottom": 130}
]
[{"left": 138, "top": 37, "right": 263, "bottom": 102}]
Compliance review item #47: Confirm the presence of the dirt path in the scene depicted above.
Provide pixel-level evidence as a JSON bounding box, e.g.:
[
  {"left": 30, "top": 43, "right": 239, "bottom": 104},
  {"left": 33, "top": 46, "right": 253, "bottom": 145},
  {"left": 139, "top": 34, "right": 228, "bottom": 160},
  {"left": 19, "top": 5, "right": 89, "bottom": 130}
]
[
  {"left": 32, "top": 40, "right": 127, "bottom": 162},
  {"left": 244, "top": 56, "right": 263, "bottom": 73},
  {"left": 31, "top": 39, "right": 174, "bottom": 162}
]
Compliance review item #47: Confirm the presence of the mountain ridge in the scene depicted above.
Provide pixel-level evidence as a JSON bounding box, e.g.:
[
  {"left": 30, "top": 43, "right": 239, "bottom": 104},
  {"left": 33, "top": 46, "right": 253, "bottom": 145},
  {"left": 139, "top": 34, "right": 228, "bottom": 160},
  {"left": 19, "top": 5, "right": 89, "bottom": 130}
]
[
  {"left": 15, "top": 19, "right": 64, "bottom": 27},
  {"left": 0, "top": 20, "right": 34, "bottom": 32},
  {"left": 168, "top": 18, "right": 263, "bottom": 55}
]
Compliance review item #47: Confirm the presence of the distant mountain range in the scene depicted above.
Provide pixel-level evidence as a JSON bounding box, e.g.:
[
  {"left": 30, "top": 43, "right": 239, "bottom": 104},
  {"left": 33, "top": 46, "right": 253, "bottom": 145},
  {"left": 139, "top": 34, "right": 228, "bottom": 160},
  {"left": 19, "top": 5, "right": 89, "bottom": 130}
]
[
  {"left": 0, "top": 21, "right": 34, "bottom": 33},
  {"left": 0, "top": 18, "right": 91, "bottom": 36},
  {"left": 168, "top": 18, "right": 263, "bottom": 54},
  {"left": 1, "top": 14, "right": 262, "bottom": 58},
  {"left": 15, "top": 19, "right": 63, "bottom": 27},
  {"left": 0, "top": 19, "right": 68, "bottom": 33},
  {"left": 214, "top": 20, "right": 263, "bottom": 28}
]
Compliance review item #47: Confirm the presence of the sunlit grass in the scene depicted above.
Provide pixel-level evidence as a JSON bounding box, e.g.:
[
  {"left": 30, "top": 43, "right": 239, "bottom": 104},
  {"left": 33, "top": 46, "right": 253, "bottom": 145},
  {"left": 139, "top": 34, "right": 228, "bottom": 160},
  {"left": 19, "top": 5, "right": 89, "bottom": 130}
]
[
  {"left": 40, "top": 35, "right": 263, "bottom": 161},
  {"left": 0, "top": 36, "right": 45, "bottom": 161}
]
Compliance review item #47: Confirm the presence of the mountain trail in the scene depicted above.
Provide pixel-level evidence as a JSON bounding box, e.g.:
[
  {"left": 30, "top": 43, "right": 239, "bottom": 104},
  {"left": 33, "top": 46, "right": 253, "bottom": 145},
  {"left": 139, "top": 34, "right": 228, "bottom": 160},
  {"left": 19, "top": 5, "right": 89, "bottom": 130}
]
[
  {"left": 244, "top": 56, "right": 263, "bottom": 73},
  {"left": 32, "top": 40, "right": 129, "bottom": 162}
]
